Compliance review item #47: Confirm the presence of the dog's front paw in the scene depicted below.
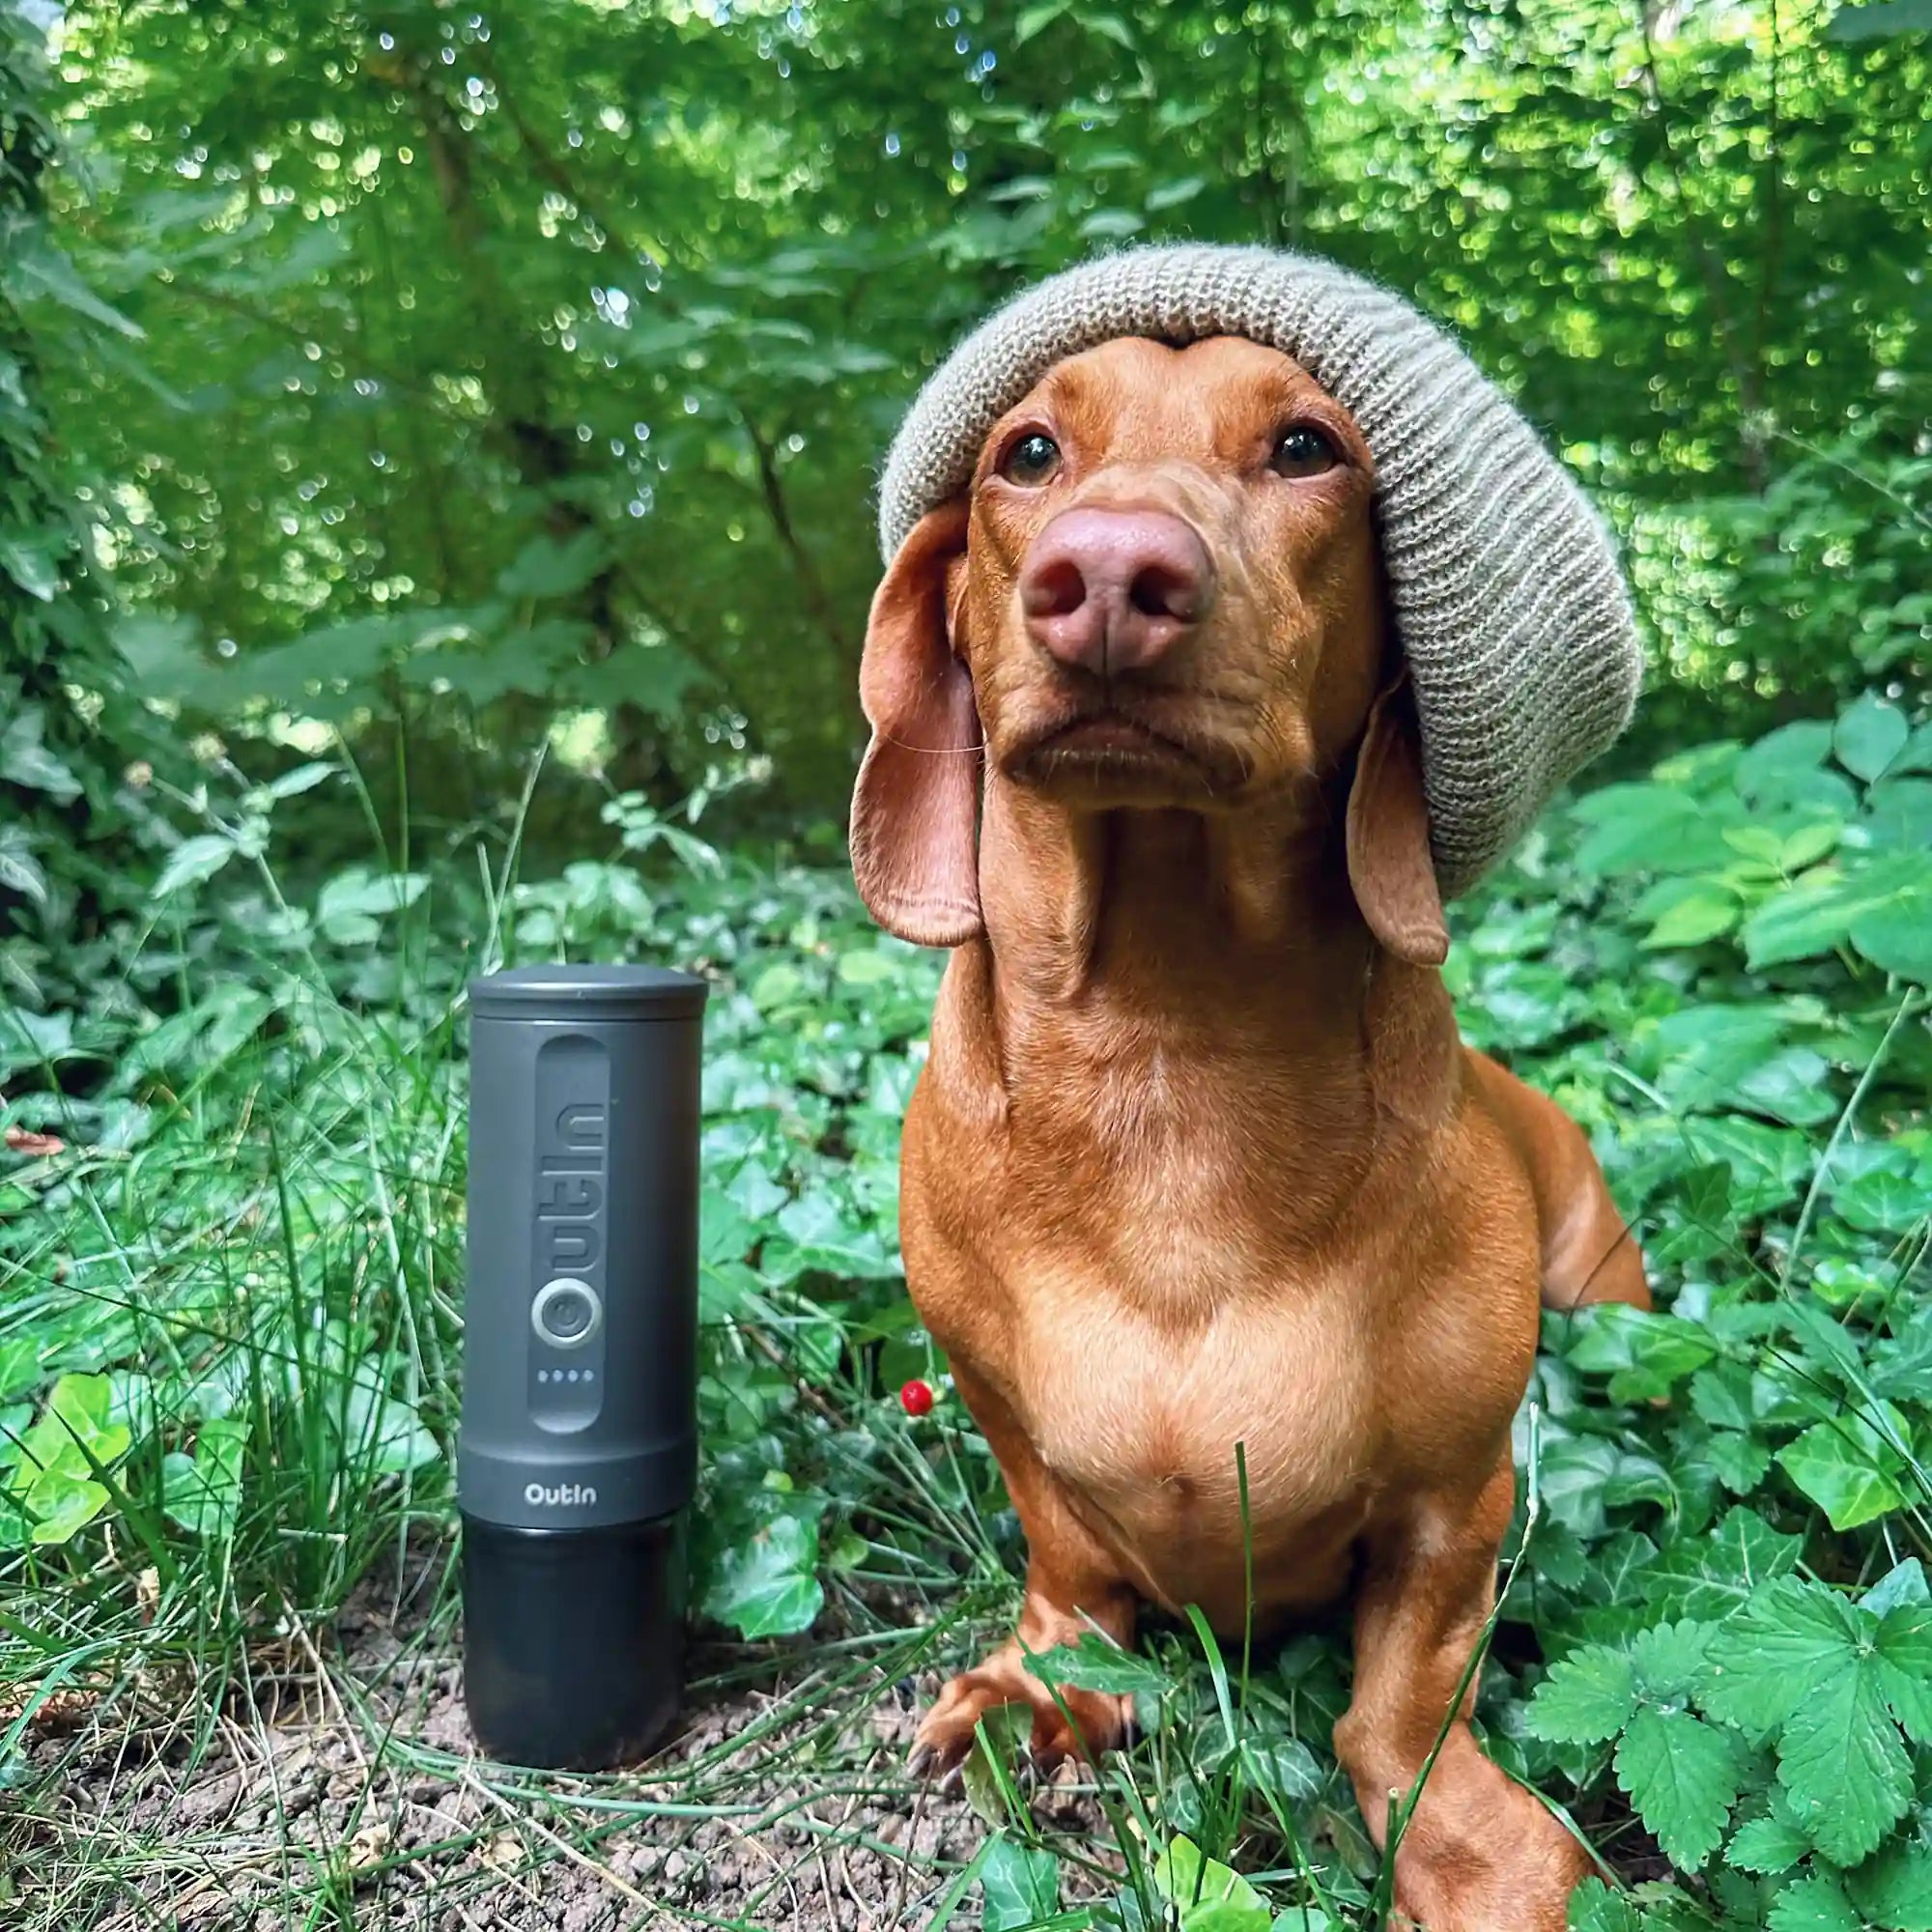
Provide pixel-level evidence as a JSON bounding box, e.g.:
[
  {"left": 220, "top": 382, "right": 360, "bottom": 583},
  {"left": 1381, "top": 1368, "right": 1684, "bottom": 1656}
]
[
  {"left": 908, "top": 1649, "right": 1133, "bottom": 1779},
  {"left": 1387, "top": 1775, "right": 1589, "bottom": 1932}
]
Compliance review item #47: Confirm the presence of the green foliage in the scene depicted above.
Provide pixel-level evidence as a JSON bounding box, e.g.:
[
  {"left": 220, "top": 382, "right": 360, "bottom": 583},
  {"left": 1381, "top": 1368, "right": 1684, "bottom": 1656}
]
[
  {"left": 1, "top": 1372, "right": 129, "bottom": 1546},
  {"left": 7, "top": 5, "right": 1932, "bottom": 1910},
  {"left": 2, "top": 7, "right": 171, "bottom": 984},
  {"left": 1, "top": 683, "right": 1929, "bottom": 1925},
  {"left": 14, "top": 0, "right": 1929, "bottom": 850}
]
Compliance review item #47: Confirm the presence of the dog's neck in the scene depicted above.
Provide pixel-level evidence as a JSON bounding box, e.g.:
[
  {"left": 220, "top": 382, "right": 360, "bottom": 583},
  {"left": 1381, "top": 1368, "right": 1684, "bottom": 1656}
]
[
  {"left": 938, "top": 770, "right": 1462, "bottom": 1130},
  {"left": 978, "top": 771, "right": 1369, "bottom": 1007}
]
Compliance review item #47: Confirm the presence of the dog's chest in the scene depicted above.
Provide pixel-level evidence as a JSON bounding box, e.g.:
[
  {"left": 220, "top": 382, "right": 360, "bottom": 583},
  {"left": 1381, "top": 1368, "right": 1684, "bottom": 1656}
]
[{"left": 1007, "top": 1249, "right": 1383, "bottom": 1587}]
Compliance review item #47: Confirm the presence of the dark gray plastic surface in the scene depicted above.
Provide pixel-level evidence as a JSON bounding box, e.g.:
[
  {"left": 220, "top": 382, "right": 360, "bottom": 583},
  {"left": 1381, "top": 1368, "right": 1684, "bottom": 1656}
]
[
  {"left": 459, "top": 966, "right": 707, "bottom": 1531},
  {"left": 469, "top": 962, "right": 708, "bottom": 1020}
]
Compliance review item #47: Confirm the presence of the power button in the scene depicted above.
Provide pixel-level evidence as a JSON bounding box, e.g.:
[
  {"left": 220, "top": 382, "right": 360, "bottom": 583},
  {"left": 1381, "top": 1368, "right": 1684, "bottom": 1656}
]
[{"left": 530, "top": 1278, "right": 604, "bottom": 1350}]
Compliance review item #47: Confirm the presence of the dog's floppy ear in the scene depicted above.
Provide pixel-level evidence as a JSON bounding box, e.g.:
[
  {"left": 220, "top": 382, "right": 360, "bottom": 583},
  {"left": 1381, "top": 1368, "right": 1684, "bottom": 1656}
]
[
  {"left": 850, "top": 500, "right": 983, "bottom": 947},
  {"left": 1345, "top": 673, "right": 1450, "bottom": 968}
]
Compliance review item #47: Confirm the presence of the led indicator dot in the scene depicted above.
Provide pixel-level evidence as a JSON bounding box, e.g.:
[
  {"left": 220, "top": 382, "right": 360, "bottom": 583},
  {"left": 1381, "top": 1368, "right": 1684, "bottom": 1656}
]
[{"left": 567, "top": 1369, "right": 580, "bottom": 1382}]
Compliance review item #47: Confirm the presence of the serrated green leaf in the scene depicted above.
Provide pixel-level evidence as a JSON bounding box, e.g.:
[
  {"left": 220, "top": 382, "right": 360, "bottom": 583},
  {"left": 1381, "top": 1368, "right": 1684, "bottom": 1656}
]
[
  {"left": 1766, "top": 1871, "right": 1864, "bottom": 1932},
  {"left": 1613, "top": 1705, "right": 1742, "bottom": 1870},
  {"left": 1707, "top": 1432, "right": 1773, "bottom": 1494},
  {"left": 1845, "top": 1836, "right": 1932, "bottom": 1929},
  {"left": 496, "top": 530, "right": 611, "bottom": 601},
  {"left": 1871, "top": 1603, "right": 1932, "bottom": 1742},
  {"left": 1774, "top": 1644, "right": 1911, "bottom": 1863},
  {"left": 1631, "top": 1620, "right": 1719, "bottom": 1704},
  {"left": 1566, "top": 1878, "right": 1643, "bottom": 1932},
  {"left": 1725, "top": 1811, "right": 1810, "bottom": 1874},
  {"left": 1527, "top": 1645, "right": 1637, "bottom": 1745}
]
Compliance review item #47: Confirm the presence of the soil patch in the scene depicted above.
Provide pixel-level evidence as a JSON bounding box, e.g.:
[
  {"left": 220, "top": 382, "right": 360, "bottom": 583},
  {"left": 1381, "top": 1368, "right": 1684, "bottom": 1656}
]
[{"left": 8, "top": 1544, "right": 1096, "bottom": 1931}]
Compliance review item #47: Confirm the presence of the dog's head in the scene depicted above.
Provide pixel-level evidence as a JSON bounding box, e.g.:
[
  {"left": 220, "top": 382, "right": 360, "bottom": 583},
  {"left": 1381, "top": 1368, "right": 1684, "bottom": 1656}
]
[{"left": 851, "top": 334, "right": 1446, "bottom": 965}]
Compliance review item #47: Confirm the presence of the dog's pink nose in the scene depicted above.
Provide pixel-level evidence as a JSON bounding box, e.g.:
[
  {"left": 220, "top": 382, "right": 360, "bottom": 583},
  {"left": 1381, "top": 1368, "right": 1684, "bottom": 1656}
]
[{"left": 1019, "top": 508, "right": 1212, "bottom": 677}]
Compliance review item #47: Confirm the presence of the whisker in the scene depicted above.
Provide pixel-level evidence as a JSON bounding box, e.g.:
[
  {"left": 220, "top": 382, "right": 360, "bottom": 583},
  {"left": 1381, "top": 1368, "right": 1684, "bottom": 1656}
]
[{"left": 871, "top": 731, "right": 985, "bottom": 757}]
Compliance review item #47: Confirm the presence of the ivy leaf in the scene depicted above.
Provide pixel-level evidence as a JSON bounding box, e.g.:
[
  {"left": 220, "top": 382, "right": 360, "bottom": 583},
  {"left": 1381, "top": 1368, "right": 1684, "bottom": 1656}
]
[
  {"left": 700, "top": 1513, "right": 824, "bottom": 1639},
  {"left": 153, "top": 833, "right": 239, "bottom": 899},
  {"left": 159, "top": 1418, "right": 246, "bottom": 1539},
  {"left": 1023, "top": 1632, "right": 1169, "bottom": 1698},
  {"left": 1613, "top": 1705, "right": 1743, "bottom": 1871},
  {"left": 25, "top": 1477, "right": 112, "bottom": 1545},
  {"left": 1152, "top": 1834, "right": 1269, "bottom": 1926},
  {"left": 1776, "top": 1414, "right": 1911, "bottom": 1530},
  {"left": 8, "top": 1373, "right": 130, "bottom": 1492},
  {"left": 1862, "top": 1558, "right": 1931, "bottom": 1617},
  {"left": 0, "top": 709, "right": 81, "bottom": 802},
  {"left": 1642, "top": 1505, "right": 1804, "bottom": 1621},
  {"left": 1236, "top": 1735, "right": 1323, "bottom": 1803},
  {"left": 961, "top": 1702, "right": 1033, "bottom": 1830},
  {"left": 979, "top": 1833, "right": 1059, "bottom": 1932},
  {"left": 1565, "top": 1305, "right": 1718, "bottom": 1401}
]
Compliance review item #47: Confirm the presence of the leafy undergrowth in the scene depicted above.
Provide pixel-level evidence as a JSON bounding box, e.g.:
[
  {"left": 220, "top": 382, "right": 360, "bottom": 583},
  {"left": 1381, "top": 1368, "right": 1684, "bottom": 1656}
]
[{"left": 1, "top": 689, "right": 1929, "bottom": 1930}]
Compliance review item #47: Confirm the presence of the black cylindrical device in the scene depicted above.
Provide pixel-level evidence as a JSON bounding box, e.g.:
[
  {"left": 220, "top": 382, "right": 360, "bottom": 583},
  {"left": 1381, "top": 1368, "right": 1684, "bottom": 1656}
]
[{"left": 459, "top": 963, "right": 708, "bottom": 1770}]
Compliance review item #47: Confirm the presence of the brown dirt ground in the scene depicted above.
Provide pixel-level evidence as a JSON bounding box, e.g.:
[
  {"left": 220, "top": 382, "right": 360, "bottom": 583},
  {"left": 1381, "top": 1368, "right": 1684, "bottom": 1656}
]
[{"left": 6, "top": 1543, "right": 1109, "bottom": 1932}]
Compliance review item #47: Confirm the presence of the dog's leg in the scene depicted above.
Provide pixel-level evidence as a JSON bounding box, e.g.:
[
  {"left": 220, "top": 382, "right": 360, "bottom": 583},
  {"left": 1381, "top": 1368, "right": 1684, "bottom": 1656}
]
[
  {"left": 1468, "top": 1054, "right": 1649, "bottom": 1314},
  {"left": 910, "top": 1360, "right": 1139, "bottom": 1776},
  {"left": 1333, "top": 1454, "right": 1588, "bottom": 1932}
]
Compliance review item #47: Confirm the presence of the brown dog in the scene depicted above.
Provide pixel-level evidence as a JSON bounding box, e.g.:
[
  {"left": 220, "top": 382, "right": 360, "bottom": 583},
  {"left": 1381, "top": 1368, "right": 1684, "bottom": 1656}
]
[{"left": 851, "top": 335, "right": 1648, "bottom": 1932}]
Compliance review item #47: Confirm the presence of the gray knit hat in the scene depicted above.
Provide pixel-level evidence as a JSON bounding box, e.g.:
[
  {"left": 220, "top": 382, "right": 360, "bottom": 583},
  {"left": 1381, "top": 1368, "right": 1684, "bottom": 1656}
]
[{"left": 877, "top": 244, "right": 1641, "bottom": 895}]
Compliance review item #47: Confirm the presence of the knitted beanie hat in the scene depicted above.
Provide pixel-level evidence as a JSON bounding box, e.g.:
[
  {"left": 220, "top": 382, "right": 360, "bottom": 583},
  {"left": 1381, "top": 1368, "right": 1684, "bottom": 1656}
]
[{"left": 877, "top": 243, "right": 1641, "bottom": 895}]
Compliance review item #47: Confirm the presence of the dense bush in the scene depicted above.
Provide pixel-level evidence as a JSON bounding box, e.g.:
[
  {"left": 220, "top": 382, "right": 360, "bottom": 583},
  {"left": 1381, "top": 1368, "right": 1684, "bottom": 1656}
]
[{"left": 18, "top": 0, "right": 1932, "bottom": 834}]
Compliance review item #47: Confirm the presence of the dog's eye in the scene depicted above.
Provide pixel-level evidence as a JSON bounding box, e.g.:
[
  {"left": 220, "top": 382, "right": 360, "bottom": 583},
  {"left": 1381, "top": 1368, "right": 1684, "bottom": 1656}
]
[
  {"left": 1000, "top": 433, "right": 1062, "bottom": 487},
  {"left": 1270, "top": 426, "right": 1340, "bottom": 478}
]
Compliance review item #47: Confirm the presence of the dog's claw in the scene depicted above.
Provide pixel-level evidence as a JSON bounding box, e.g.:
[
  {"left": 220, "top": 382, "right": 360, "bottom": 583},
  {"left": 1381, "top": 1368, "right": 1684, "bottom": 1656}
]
[{"left": 906, "top": 1742, "right": 934, "bottom": 1779}]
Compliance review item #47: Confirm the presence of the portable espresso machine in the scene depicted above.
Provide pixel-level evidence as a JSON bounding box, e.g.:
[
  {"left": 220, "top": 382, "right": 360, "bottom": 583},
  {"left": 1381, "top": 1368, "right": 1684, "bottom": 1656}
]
[{"left": 459, "top": 964, "right": 708, "bottom": 1769}]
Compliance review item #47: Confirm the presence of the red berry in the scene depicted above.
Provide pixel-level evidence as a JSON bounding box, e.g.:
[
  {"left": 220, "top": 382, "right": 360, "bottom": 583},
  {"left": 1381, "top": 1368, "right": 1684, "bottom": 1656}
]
[{"left": 899, "top": 1378, "right": 934, "bottom": 1418}]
